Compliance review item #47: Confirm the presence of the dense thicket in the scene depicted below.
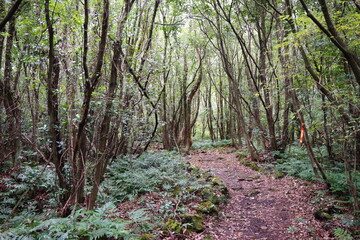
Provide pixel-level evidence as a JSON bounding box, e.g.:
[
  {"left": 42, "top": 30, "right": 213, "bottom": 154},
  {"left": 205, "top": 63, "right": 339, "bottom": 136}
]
[{"left": 0, "top": 0, "right": 359, "bottom": 216}]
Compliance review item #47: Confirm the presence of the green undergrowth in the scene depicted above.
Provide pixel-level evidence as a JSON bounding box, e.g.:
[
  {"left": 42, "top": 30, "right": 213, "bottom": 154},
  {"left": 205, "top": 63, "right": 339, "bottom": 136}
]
[
  {"left": 191, "top": 139, "right": 232, "bottom": 150},
  {"left": 269, "top": 146, "right": 360, "bottom": 199},
  {"left": 263, "top": 145, "right": 360, "bottom": 236},
  {"left": 235, "top": 144, "right": 360, "bottom": 237},
  {"left": 0, "top": 151, "right": 228, "bottom": 239},
  {"left": 0, "top": 165, "right": 60, "bottom": 226},
  {"left": 1, "top": 203, "right": 131, "bottom": 240},
  {"left": 102, "top": 151, "right": 196, "bottom": 203}
]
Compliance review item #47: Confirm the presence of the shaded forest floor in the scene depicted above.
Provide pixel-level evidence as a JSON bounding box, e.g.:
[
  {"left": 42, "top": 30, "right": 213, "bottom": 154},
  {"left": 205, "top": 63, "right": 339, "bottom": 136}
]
[{"left": 186, "top": 147, "right": 345, "bottom": 240}]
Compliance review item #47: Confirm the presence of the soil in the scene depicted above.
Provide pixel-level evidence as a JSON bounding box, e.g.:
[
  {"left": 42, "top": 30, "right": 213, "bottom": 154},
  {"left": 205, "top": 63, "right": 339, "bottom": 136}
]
[{"left": 186, "top": 147, "right": 339, "bottom": 240}]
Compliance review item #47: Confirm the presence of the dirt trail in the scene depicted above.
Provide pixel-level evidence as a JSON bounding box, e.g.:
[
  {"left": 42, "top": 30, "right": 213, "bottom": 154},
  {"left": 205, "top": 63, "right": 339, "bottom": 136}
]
[{"left": 187, "top": 148, "right": 333, "bottom": 240}]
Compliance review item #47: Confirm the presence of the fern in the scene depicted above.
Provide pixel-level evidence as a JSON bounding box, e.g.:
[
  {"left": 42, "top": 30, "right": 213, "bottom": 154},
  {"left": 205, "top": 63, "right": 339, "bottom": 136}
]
[
  {"left": 334, "top": 228, "right": 353, "bottom": 240},
  {"left": 129, "top": 208, "right": 151, "bottom": 223},
  {"left": 103, "top": 151, "right": 198, "bottom": 203},
  {"left": 1, "top": 150, "right": 222, "bottom": 239},
  {"left": 0, "top": 203, "right": 132, "bottom": 240}
]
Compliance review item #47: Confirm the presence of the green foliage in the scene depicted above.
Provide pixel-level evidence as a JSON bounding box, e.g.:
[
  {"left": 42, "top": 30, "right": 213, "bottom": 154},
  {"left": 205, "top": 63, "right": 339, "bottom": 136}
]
[
  {"left": 0, "top": 165, "right": 58, "bottom": 225},
  {"left": 103, "top": 151, "right": 201, "bottom": 202},
  {"left": 287, "top": 226, "right": 299, "bottom": 232},
  {"left": 238, "top": 158, "right": 264, "bottom": 173},
  {"left": 274, "top": 147, "right": 315, "bottom": 180},
  {"left": 191, "top": 139, "right": 232, "bottom": 150},
  {"left": 139, "top": 233, "right": 156, "bottom": 240},
  {"left": 0, "top": 203, "right": 131, "bottom": 240},
  {"left": 196, "top": 201, "right": 219, "bottom": 216},
  {"left": 274, "top": 145, "right": 360, "bottom": 203},
  {"left": 1, "top": 150, "right": 223, "bottom": 239},
  {"left": 333, "top": 227, "right": 353, "bottom": 240},
  {"left": 96, "top": 151, "right": 223, "bottom": 237},
  {"left": 326, "top": 171, "right": 349, "bottom": 195},
  {"left": 162, "top": 219, "right": 182, "bottom": 234},
  {"left": 179, "top": 213, "right": 205, "bottom": 233}
]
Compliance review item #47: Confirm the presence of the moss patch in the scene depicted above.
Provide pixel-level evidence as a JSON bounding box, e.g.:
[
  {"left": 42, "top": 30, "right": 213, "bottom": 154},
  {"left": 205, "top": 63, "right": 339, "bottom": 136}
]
[
  {"left": 238, "top": 158, "right": 264, "bottom": 172},
  {"left": 162, "top": 219, "right": 182, "bottom": 234},
  {"left": 274, "top": 171, "right": 285, "bottom": 179},
  {"left": 180, "top": 213, "right": 205, "bottom": 233},
  {"left": 139, "top": 234, "right": 155, "bottom": 240}
]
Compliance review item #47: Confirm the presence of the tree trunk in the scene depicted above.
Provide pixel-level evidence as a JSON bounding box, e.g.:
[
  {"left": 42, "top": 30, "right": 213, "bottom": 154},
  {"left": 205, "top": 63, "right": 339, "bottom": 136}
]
[
  {"left": 207, "top": 84, "right": 215, "bottom": 141},
  {"left": 285, "top": 0, "right": 328, "bottom": 182},
  {"left": 275, "top": 6, "right": 291, "bottom": 152},
  {"left": 0, "top": 0, "right": 23, "bottom": 32},
  {"left": 257, "top": 8, "right": 277, "bottom": 151},
  {"left": 299, "top": 0, "right": 360, "bottom": 85},
  {"left": 322, "top": 94, "right": 334, "bottom": 165},
  {"left": 3, "top": 18, "right": 21, "bottom": 166},
  {"left": 88, "top": 0, "right": 134, "bottom": 210},
  {"left": 184, "top": 48, "right": 204, "bottom": 153},
  {"left": 161, "top": 17, "right": 172, "bottom": 150},
  {"left": 45, "top": 0, "right": 69, "bottom": 204},
  {"left": 66, "top": 0, "right": 109, "bottom": 212}
]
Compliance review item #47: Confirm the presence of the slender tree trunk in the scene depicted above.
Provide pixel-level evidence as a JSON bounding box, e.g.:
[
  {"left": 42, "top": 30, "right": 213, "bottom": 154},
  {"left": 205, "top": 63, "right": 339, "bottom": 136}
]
[
  {"left": 88, "top": 0, "right": 135, "bottom": 210},
  {"left": 285, "top": 0, "right": 327, "bottom": 181},
  {"left": 3, "top": 18, "right": 21, "bottom": 166},
  {"left": 161, "top": 19, "right": 172, "bottom": 150},
  {"left": 299, "top": 0, "right": 360, "bottom": 85},
  {"left": 275, "top": 7, "right": 291, "bottom": 152},
  {"left": 207, "top": 84, "right": 215, "bottom": 141},
  {"left": 257, "top": 10, "right": 277, "bottom": 151},
  {"left": 0, "top": 0, "right": 6, "bottom": 160},
  {"left": 218, "top": 78, "right": 225, "bottom": 139},
  {"left": 322, "top": 94, "right": 334, "bottom": 165},
  {"left": 0, "top": 0, "right": 23, "bottom": 32},
  {"left": 0, "top": 0, "right": 5, "bottom": 67},
  {"left": 67, "top": 0, "right": 109, "bottom": 212},
  {"left": 230, "top": 79, "right": 259, "bottom": 161},
  {"left": 184, "top": 48, "right": 204, "bottom": 153},
  {"left": 245, "top": 61, "right": 267, "bottom": 149},
  {"left": 45, "top": 0, "right": 69, "bottom": 204}
]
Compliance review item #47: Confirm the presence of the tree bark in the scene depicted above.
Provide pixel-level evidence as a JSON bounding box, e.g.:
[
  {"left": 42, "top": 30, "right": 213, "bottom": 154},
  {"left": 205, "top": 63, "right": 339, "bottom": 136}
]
[
  {"left": 275, "top": 3, "right": 292, "bottom": 152},
  {"left": 257, "top": 6, "right": 277, "bottom": 151}
]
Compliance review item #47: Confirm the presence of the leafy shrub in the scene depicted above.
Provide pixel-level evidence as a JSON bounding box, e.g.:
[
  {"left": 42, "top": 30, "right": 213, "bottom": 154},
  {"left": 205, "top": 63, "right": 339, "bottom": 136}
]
[{"left": 326, "top": 172, "right": 349, "bottom": 195}]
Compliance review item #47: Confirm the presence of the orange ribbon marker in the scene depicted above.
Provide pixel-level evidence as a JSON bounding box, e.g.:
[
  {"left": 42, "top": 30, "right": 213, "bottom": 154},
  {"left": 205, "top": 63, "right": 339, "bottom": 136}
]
[{"left": 300, "top": 123, "right": 305, "bottom": 143}]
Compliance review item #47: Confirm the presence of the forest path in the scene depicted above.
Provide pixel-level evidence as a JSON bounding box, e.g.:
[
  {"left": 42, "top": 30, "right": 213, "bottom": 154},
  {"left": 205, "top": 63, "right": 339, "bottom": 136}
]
[{"left": 187, "top": 147, "right": 332, "bottom": 240}]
